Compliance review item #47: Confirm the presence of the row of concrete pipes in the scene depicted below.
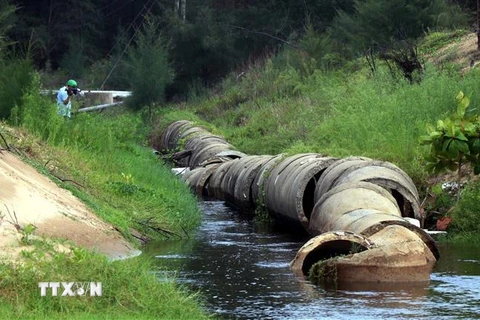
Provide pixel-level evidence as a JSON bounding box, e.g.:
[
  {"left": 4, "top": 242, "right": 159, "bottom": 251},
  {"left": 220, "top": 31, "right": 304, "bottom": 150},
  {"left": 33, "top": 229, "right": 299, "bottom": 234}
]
[{"left": 155, "top": 120, "right": 439, "bottom": 285}]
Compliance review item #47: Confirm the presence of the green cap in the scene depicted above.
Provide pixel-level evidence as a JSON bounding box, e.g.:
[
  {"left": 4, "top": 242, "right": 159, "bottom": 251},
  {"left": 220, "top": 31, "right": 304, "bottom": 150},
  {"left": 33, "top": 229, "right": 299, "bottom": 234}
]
[{"left": 66, "top": 79, "right": 77, "bottom": 87}]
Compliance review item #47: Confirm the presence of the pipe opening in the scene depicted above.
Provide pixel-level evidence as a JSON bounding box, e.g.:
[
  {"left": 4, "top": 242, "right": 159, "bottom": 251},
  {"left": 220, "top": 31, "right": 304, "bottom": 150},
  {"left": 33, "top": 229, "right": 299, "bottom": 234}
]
[
  {"left": 302, "top": 172, "right": 323, "bottom": 221},
  {"left": 391, "top": 189, "right": 414, "bottom": 218},
  {"left": 301, "top": 240, "right": 369, "bottom": 276}
]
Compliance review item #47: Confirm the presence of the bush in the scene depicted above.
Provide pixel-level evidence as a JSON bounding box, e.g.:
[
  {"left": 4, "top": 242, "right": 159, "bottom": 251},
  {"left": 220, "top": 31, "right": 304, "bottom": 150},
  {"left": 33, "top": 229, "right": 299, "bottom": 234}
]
[
  {"left": 0, "top": 59, "right": 35, "bottom": 119},
  {"left": 450, "top": 181, "right": 480, "bottom": 233}
]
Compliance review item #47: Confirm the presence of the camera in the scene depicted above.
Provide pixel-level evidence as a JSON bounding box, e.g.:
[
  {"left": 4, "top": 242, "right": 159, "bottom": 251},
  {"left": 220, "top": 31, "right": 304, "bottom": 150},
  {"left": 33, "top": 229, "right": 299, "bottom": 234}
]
[{"left": 66, "top": 87, "right": 81, "bottom": 96}]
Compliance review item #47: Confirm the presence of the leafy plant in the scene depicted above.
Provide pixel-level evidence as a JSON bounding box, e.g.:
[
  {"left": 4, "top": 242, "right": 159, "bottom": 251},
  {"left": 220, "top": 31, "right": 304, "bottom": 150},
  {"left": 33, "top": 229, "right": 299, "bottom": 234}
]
[
  {"left": 420, "top": 91, "right": 480, "bottom": 201},
  {"left": 20, "top": 223, "right": 37, "bottom": 245}
]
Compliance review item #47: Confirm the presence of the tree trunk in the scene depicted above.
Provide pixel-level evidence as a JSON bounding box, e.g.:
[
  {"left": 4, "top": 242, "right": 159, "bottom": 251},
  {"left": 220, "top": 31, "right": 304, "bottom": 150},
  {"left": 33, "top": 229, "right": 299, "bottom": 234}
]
[
  {"left": 175, "top": 0, "right": 180, "bottom": 14},
  {"left": 477, "top": 0, "right": 480, "bottom": 51},
  {"left": 181, "top": 0, "right": 186, "bottom": 21}
]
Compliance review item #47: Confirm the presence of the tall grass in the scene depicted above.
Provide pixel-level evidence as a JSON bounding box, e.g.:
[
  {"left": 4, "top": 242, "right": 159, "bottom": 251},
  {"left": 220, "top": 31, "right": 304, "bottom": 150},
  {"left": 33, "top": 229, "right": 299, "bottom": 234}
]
[
  {"left": 0, "top": 242, "right": 210, "bottom": 319},
  {"left": 172, "top": 57, "right": 480, "bottom": 184}
]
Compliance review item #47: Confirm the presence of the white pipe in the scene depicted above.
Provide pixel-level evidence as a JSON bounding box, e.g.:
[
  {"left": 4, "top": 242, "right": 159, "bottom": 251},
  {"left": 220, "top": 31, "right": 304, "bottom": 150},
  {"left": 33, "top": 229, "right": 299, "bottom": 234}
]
[
  {"left": 77, "top": 102, "right": 123, "bottom": 113},
  {"left": 41, "top": 90, "right": 132, "bottom": 97}
]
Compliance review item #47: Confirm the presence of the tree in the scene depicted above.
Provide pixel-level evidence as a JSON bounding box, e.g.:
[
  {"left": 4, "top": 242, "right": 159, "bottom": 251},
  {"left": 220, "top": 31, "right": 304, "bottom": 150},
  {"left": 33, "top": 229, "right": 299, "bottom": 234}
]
[
  {"left": 0, "top": 0, "right": 15, "bottom": 61},
  {"left": 477, "top": 0, "right": 480, "bottom": 50},
  {"left": 330, "top": 0, "right": 467, "bottom": 80},
  {"left": 124, "top": 14, "right": 174, "bottom": 115}
]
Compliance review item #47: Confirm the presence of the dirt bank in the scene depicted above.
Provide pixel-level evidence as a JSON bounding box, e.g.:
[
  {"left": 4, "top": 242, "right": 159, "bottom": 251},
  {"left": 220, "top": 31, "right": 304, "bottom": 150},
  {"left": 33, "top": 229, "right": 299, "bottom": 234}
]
[{"left": 0, "top": 150, "right": 140, "bottom": 261}]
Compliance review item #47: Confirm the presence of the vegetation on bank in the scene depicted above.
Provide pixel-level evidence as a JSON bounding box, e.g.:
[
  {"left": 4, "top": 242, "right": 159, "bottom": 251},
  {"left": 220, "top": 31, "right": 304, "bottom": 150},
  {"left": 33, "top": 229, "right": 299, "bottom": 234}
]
[
  {"left": 0, "top": 241, "right": 209, "bottom": 320},
  {"left": 0, "top": 79, "right": 210, "bottom": 318},
  {"left": 152, "top": 30, "right": 480, "bottom": 243}
]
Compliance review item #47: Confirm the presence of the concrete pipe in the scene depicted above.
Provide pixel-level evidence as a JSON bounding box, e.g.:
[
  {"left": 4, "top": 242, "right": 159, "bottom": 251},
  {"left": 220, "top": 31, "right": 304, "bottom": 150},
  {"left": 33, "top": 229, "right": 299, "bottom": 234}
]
[
  {"left": 204, "top": 159, "right": 238, "bottom": 200},
  {"left": 215, "top": 150, "right": 247, "bottom": 161},
  {"left": 181, "top": 166, "right": 205, "bottom": 195},
  {"left": 181, "top": 163, "right": 222, "bottom": 197},
  {"left": 83, "top": 91, "right": 113, "bottom": 106},
  {"left": 264, "top": 154, "right": 338, "bottom": 231},
  {"left": 178, "top": 127, "right": 211, "bottom": 145},
  {"left": 315, "top": 157, "right": 421, "bottom": 223},
  {"left": 170, "top": 132, "right": 223, "bottom": 167},
  {"left": 291, "top": 181, "right": 438, "bottom": 283},
  {"left": 309, "top": 181, "right": 402, "bottom": 235},
  {"left": 158, "top": 120, "right": 439, "bottom": 284},
  {"left": 251, "top": 154, "right": 283, "bottom": 210},
  {"left": 291, "top": 224, "right": 438, "bottom": 284},
  {"left": 183, "top": 133, "right": 228, "bottom": 152},
  {"left": 313, "top": 156, "right": 374, "bottom": 197},
  {"left": 160, "top": 120, "right": 193, "bottom": 151},
  {"left": 219, "top": 155, "right": 276, "bottom": 212},
  {"left": 188, "top": 143, "right": 237, "bottom": 169}
]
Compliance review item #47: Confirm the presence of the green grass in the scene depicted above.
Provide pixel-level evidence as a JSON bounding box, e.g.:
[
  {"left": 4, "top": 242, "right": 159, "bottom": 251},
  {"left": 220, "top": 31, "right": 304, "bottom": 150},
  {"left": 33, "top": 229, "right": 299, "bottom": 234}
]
[{"left": 0, "top": 240, "right": 210, "bottom": 320}]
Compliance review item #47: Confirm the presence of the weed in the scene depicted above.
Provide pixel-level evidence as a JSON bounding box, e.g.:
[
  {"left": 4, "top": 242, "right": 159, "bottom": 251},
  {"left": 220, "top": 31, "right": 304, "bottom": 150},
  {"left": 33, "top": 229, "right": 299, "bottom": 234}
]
[{"left": 308, "top": 258, "right": 339, "bottom": 287}]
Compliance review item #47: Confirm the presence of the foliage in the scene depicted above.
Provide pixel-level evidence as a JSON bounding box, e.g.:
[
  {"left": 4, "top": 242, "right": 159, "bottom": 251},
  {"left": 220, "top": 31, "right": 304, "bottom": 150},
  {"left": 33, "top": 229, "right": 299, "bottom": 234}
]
[
  {"left": 0, "top": 1, "right": 15, "bottom": 61},
  {"left": 58, "top": 38, "right": 88, "bottom": 79},
  {"left": 0, "top": 59, "right": 35, "bottom": 120},
  {"left": 418, "top": 30, "right": 469, "bottom": 57},
  {"left": 420, "top": 91, "right": 480, "bottom": 179},
  {"left": 2, "top": 0, "right": 476, "bottom": 100},
  {"left": 124, "top": 14, "right": 174, "bottom": 112},
  {"left": 330, "top": 0, "right": 467, "bottom": 56},
  {"left": 450, "top": 180, "right": 480, "bottom": 234}
]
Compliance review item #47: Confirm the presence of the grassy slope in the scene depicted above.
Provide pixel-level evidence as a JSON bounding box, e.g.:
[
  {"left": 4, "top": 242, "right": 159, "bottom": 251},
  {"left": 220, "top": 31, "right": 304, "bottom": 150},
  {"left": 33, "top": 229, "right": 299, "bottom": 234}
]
[
  {"left": 154, "top": 30, "right": 480, "bottom": 241},
  {"left": 0, "top": 103, "right": 211, "bottom": 319}
]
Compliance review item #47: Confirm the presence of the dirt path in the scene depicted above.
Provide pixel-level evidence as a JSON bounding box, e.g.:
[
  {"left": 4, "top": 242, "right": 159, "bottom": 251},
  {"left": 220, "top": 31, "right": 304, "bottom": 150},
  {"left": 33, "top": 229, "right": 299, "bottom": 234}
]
[{"left": 0, "top": 150, "right": 140, "bottom": 261}]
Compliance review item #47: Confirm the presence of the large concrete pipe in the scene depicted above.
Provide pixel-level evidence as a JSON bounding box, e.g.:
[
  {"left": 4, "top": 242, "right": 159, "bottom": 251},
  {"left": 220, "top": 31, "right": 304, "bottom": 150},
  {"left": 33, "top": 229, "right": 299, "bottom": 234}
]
[
  {"left": 291, "top": 224, "right": 438, "bottom": 284},
  {"left": 157, "top": 120, "right": 245, "bottom": 168},
  {"left": 315, "top": 157, "right": 422, "bottom": 223},
  {"left": 263, "top": 154, "right": 338, "bottom": 231},
  {"left": 204, "top": 159, "right": 239, "bottom": 200},
  {"left": 219, "top": 155, "right": 277, "bottom": 212},
  {"left": 158, "top": 120, "right": 439, "bottom": 284},
  {"left": 188, "top": 142, "right": 236, "bottom": 169},
  {"left": 158, "top": 120, "right": 193, "bottom": 151},
  {"left": 182, "top": 163, "right": 223, "bottom": 197},
  {"left": 309, "top": 181, "right": 402, "bottom": 235},
  {"left": 251, "top": 154, "right": 283, "bottom": 210},
  {"left": 291, "top": 181, "right": 438, "bottom": 283}
]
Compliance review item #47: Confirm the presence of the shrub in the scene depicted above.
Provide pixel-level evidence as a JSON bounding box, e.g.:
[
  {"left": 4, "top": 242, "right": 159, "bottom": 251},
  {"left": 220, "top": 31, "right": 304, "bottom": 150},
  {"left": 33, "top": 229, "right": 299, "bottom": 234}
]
[
  {"left": 124, "top": 14, "right": 174, "bottom": 113},
  {"left": 450, "top": 181, "right": 480, "bottom": 233},
  {"left": 0, "top": 59, "right": 35, "bottom": 119}
]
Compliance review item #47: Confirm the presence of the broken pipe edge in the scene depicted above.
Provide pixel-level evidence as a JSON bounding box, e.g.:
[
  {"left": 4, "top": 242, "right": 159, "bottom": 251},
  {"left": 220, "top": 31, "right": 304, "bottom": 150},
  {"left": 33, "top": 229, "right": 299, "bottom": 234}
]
[{"left": 291, "top": 222, "right": 438, "bottom": 284}]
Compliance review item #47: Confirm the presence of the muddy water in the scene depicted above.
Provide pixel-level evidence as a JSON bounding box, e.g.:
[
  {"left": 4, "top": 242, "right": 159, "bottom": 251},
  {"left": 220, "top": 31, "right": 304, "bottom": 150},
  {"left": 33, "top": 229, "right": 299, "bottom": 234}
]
[{"left": 144, "top": 201, "right": 480, "bottom": 320}]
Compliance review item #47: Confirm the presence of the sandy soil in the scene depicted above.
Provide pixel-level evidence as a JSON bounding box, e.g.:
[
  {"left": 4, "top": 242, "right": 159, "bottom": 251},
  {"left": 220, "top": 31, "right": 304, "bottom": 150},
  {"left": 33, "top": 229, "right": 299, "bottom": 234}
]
[
  {"left": 431, "top": 32, "right": 480, "bottom": 72},
  {"left": 0, "top": 150, "right": 140, "bottom": 261}
]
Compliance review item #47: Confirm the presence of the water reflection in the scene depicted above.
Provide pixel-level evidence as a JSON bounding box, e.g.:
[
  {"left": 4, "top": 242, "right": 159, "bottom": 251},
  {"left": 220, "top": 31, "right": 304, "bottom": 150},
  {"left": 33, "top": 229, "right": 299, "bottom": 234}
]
[{"left": 144, "top": 201, "right": 480, "bottom": 320}]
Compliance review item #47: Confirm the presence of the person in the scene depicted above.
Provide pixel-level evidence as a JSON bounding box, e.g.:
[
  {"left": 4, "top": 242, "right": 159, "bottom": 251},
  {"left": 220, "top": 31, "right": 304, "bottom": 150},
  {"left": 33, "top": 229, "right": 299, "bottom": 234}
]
[{"left": 56, "top": 79, "right": 78, "bottom": 118}]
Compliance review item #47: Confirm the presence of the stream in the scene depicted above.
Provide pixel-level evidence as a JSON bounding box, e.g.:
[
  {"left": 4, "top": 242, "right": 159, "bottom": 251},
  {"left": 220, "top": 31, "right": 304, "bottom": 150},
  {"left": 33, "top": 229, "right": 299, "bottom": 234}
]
[{"left": 144, "top": 201, "right": 480, "bottom": 320}]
